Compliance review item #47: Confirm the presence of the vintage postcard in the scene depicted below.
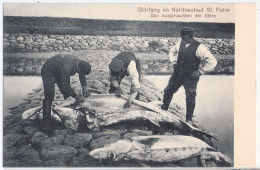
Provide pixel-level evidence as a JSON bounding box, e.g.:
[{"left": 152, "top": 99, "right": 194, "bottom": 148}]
[{"left": 1, "top": 2, "right": 258, "bottom": 168}]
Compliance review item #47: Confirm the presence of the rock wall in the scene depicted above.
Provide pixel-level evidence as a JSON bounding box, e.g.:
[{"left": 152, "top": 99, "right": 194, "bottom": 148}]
[{"left": 3, "top": 33, "right": 234, "bottom": 55}]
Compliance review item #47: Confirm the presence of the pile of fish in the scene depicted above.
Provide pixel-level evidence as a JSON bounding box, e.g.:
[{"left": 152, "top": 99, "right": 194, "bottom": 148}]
[
  {"left": 23, "top": 94, "right": 215, "bottom": 138},
  {"left": 22, "top": 94, "right": 232, "bottom": 167}
]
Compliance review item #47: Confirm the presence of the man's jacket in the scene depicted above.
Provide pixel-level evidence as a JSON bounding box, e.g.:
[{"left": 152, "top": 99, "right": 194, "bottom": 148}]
[{"left": 41, "top": 54, "right": 86, "bottom": 98}]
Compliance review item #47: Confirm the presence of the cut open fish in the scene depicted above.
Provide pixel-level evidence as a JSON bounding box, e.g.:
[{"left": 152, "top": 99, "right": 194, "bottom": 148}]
[{"left": 89, "top": 135, "right": 232, "bottom": 167}]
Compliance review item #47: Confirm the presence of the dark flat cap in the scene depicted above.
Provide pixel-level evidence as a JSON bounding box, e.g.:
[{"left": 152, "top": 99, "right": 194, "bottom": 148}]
[
  {"left": 109, "top": 59, "right": 124, "bottom": 73},
  {"left": 78, "top": 60, "right": 91, "bottom": 75},
  {"left": 180, "top": 27, "right": 194, "bottom": 37}
]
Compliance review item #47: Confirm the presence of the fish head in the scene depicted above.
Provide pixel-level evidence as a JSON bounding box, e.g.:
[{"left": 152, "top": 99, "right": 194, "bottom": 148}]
[
  {"left": 89, "top": 139, "right": 132, "bottom": 161},
  {"left": 22, "top": 106, "right": 42, "bottom": 120}
]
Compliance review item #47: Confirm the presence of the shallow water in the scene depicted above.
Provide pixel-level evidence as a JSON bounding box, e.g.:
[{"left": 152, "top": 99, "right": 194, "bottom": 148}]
[
  {"left": 145, "top": 75, "right": 234, "bottom": 161},
  {"left": 3, "top": 75, "right": 234, "bottom": 161},
  {"left": 3, "top": 76, "right": 42, "bottom": 116}
]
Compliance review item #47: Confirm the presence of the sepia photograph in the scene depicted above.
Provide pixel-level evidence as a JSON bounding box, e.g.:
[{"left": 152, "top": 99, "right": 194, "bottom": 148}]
[{"left": 1, "top": 2, "right": 257, "bottom": 168}]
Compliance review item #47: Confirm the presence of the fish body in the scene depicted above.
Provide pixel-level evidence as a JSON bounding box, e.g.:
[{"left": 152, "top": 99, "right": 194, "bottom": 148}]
[
  {"left": 22, "top": 95, "right": 214, "bottom": 139},
  {"left": 22, "top": 106, "right": 82, "bottom": 131},
  {"left": 22, "top": 106, "right": 61, "bottom": 122},
  {"left": 89, "top": 135, "right": 232, "bottom": 166},
  {"left": 98, "top": 110, "right": 181, "bottom": 128},
  {"left": 53, "top": 107, "right": 83, "bottom": 130}
]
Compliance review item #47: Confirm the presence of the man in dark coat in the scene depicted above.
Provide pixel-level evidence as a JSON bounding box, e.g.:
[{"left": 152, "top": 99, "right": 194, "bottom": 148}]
[
  {"left": 41, "top": 54, "right": 91, "bottom": 132},
  {"left": 161, "top": 27, "right": 217, "bottom": 123},
  {"left": 108, "top": 51, "right": 141, "bottom": 108}
]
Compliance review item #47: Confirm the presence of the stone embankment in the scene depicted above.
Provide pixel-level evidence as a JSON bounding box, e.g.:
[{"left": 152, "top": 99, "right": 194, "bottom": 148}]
[{"left": 3, "top": 33, "right": 234, "bottom": 55}]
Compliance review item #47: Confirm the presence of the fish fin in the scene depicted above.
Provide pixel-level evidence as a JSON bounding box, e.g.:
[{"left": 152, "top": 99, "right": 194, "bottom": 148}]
[
  {"left": 181, "top": 120, "right": 218, "bottom": 140},
  {"left": 206, "top": 147, "right": 217, "bottom": 152},
  {"left": 136, "top": 137, "right": 160, "bottom": 149},
  {"left": 147, "top": 119, "right": 160, "bottom": 127},
  {"left": 200, "top": 157, "right": 207, "bottom": 167},
  {"left": 140, "top": 110, "right": 160, "bottom": 127}
]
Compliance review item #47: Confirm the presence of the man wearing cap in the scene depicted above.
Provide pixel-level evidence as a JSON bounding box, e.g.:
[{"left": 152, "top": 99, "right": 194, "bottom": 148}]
[
  {"left": 161, "top": 27, "right": 217, "bottom": 123},
  {"left": 108, "top": 51, "right": 141, "bottom": 108},
  {"left": 41, "top": 54, "right": 91, "bottom": 133}
]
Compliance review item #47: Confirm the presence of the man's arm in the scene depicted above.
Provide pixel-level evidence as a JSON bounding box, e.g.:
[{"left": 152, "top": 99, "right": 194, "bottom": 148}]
[
  {"left": 79, "top": 74, "right": 86, "bottom": 87},
  {"left": 196, "top": 44, "right": 218, "bottom": 74},
  {"left": 124, "top": 61, "right": 140, "bottom": 107},
  {"left": 124, "top": 86, "right": 138, "bottom": 108},
  {"left": 108, "top": 70, "right": 120, "bottom": 87},
  {"left": 60, "top": 68, "right": 77, "bottom": 98},
  {"left": 108, "top": 69, "right": 122, "bottom": 97},
  {"left": 79, "top": 74, "right": 91, "bottom": 97},
  {"left": 169, "top": 42, "right": 180, "bottom": 63}
]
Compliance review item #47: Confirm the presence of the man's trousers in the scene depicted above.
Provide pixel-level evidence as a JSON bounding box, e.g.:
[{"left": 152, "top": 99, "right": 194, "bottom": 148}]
[{"left": 162, "top": 71, "right": 200, "bottom": 121}]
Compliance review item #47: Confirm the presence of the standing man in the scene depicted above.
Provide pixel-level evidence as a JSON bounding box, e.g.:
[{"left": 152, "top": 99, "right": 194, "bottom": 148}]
[
  {"left": 41, "top": 54, "right": 91, "bottom": 133},
  {"left": 108, "top": 51, "right": 141, "bottom": 108},
  {"left": 161, "top": 27, "right": 217, "bottom": 123}
]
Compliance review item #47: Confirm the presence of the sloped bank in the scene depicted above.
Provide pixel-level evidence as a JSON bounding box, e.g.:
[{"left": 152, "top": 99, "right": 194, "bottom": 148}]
[{"left": 3, "top": 50, "right": 234, "bottom": 76}]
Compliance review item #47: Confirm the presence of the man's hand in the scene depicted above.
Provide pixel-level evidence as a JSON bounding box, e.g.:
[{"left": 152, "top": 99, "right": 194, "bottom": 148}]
[
  {"left": 75, "top": 95, "right": 84, "bottom": 104},
  {"left": 82, "top": 86, "right": 91, "bottom": 98},
  {"left": 123, "top": 101, "right": 131, "bottom": 108},
  {"left": 115, "top": 86, "right": 122, "bottom": 97},
  {"left": 191, "top": 70, "right": 202, "bottom": 79}
]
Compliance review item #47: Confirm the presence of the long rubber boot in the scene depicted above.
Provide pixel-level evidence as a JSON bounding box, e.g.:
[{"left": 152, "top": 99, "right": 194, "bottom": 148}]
[
  {"left": 41, "top": 99, "right": 53, "bottom": 135},
  {"left": 161, "top": 92, "right": 172, "bottom": 111},
  {"left": 161, "top": 104, "right": 169, "bottom": 111},
  {"left": 186, "top": 102, "right": 195, "bottom": 122}
]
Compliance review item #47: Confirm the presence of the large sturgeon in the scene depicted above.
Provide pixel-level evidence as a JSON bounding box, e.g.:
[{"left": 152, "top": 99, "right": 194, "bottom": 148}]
[
  {"left": 89, "top": 135, "right": 232, "bottom": 167},
  {"left": 22, "top": 94, "right": 216, "bottom": 139}
]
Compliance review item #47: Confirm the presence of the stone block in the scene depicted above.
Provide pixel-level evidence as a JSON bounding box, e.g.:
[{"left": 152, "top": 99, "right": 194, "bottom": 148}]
[
  {"left": 3, "top": 134, "right": 26, "bottom": 148},
  {"left": 64, "top": 133, "right": 92, "bottom": 148},
  {"left": 41, "top": 145, "right": 77, "bottom": 162},
  {"left": 17, "top": 36, "right": 24, "bottom": 41}
]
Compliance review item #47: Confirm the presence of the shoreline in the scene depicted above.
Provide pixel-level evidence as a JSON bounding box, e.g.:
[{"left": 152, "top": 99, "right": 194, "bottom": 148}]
[{"left": 3, "top": 50, "right": 234, "bottom": 76}]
